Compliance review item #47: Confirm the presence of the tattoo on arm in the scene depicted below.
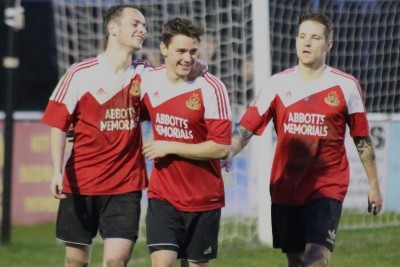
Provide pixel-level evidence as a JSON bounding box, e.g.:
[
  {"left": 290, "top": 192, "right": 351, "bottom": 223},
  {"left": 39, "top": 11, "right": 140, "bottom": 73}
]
[
  {"left": 354, "top": 136, "right": 376, "bottom": 163},
  {"left": 233, "top": 125, "right": 254, "bottom": 148}
]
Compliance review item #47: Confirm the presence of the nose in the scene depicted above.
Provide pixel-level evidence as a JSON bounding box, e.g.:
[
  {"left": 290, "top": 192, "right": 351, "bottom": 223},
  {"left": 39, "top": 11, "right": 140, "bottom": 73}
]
[
  {"left": 183, "top": 52, "right": 193, "bottom": 63},
  {"left": 137, "top": 24, "right": 147, "bottom": 35},
  {"left": 303, "top": 37, "right": 311, "bottom": 46}
]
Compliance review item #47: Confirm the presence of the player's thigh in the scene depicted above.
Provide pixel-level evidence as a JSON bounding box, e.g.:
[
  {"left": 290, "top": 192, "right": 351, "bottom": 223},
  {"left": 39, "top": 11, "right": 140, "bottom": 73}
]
[
  {"left": 146, "top": 198, "right": 183, "bottom": 252},
  {"left": 182, "top": 208, "right": 221, "bottom": 263},
  {"left": 271, "top": 203, "right": 305, "bottom": 253},
  {"left": 99, "top": 191, "right": 142, "bottom": 242},
  {"left": 103, "top": 238, "right": 134, "bottom": 265},
  {"left": 57, "top": 194, "right": 98, "bottom": 245},
  {"left": 151, "top": 250, "right": 178, "bottom": 267},
  {"left": 65, "top": 243, "right": 92, "bottom": 266},
  {"left": 304, "top": 198, "right": 342, "bottom": 251}
]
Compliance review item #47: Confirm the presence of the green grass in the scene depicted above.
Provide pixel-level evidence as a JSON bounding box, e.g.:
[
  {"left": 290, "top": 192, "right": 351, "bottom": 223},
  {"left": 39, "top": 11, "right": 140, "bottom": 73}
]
[{"left": 0, "top": 223, "right": 399, "bottom": 267}]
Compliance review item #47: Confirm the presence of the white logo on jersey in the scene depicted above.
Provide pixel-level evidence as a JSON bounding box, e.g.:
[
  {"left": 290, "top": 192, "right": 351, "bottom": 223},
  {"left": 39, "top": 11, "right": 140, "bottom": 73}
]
[
  {"left": 155, "top": 113, "right": 193, "bottom": 140},
  {"left": 100, "top": 108, "right": 138, "bottom": 131},
  {"left": 283, "top": 112, "right": 328, "bottom": 136}
]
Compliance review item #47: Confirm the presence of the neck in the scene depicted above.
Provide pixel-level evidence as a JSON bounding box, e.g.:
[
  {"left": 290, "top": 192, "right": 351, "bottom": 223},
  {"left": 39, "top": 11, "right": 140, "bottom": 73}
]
[
  {"left": 102, "top": 45, "right": 135, "bottom": 75},
  {"left": 298, "top": 63, "right": 326, "bottom": 81},
  {"left": 166, "top": 70, "right": 187, "bottom": 84}
]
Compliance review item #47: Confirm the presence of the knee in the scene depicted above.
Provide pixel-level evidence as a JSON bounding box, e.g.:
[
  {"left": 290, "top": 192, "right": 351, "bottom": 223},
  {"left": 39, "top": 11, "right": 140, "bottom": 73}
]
[
  {"left": 286, "top": 252, "right": 305, "bottom": 267},
  {"left": 304, "top": 244, "right": 330, "bottom": 267},
  {"left": 65, "top": 256, "right": 89, "bottom": 267},
  {"left": 105, "top": 258, "right": 129, "bottom": 267}
]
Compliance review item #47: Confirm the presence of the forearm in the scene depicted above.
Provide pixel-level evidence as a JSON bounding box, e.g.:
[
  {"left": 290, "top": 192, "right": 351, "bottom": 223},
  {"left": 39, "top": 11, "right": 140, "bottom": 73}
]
[
  {"left": 353, "top": 136, "right": 380, "bottom": 190},
  {"left": 229, "top": 125, "right": 254, "bottom": 158},
  {"left": 169, "top": 140, "right": 230, "bottom": 160},
  {"left": 50, "top": 127, "right": 67, "bottom": 174}
]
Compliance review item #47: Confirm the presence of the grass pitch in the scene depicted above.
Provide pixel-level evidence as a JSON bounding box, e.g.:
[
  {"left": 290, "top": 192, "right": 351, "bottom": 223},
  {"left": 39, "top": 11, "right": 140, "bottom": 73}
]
[{"left": 0, "top": 223, "right": 399, "bottom": 266}]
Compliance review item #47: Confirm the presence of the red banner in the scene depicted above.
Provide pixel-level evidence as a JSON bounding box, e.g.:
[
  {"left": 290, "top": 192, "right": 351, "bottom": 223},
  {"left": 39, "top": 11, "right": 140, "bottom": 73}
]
[{"left": 0, "top": 121, "right": 59, "bottom": 225}]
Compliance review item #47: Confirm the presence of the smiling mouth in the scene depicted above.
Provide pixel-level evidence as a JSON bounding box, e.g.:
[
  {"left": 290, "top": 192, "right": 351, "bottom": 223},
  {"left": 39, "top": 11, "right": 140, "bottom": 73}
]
[
  {"left": 134, "top": 35, "right": 145, "bottom": 43},
  {"left": 179, "top": 63, "right": 192, "bottom": 69}
]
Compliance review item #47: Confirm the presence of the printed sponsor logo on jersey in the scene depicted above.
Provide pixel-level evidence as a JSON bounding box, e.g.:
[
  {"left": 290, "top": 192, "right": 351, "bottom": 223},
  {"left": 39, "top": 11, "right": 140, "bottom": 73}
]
[
  {"left": 284, "top": 112, "right": 328, "bottom": 136},
  {"left": 326, "top": 229, "right": 336, "bottom": 245},
  {"left": 186, "top": 93, "right": 202, "bottom": 110},
  {"left": 129, "top": 79, "right": 141, "bottom": 96},
  {"left": 155, "top": 113, "right": 194, "bottom": 140},
  {"left": 324, "top": 90, "right": 340, "bottom": 107},
  {"left": 96, "top": 87, "right": 106, "bottom": 94},
  {"left": 99, "top": 108, "right": 138, "bottom": 131}
]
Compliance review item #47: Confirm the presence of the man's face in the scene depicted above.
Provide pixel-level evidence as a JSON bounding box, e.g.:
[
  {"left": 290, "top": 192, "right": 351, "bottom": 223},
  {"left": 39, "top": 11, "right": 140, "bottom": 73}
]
[
  {"left": 112, "top": 8, "right": 147, "bottom": 52},
  {"left": 296, "top": 20, "right": 332, "bottom": 69},
  {"left": 160, "top": 34, "right": 199, "bottom": 83}
]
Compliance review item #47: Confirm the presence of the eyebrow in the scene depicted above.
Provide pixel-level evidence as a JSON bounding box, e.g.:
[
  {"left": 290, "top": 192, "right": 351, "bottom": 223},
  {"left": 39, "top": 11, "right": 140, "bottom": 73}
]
[{"left": 132, "top": 19, "right": 147, "bottom": 28}]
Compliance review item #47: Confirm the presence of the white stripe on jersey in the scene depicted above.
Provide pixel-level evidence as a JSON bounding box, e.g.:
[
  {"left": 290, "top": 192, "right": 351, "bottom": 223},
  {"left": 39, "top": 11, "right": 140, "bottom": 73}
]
[
  {"left": 54, "top": 58, "right": 98, "bottom": 102},
  {"left": 204, "top": 73, "right": 230, "bottom": 120},
  {"left": 250, "top": 66, "right": 365, "bottom": 115}
]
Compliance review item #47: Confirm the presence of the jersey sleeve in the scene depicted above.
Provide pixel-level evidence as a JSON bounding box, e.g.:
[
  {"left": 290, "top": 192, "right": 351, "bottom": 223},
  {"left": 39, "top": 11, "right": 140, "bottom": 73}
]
[
  {"left": 42, "top": 68, "right": 80, "bottom": 131},
  {"left": 346, "top": 80, "right": 370, "bottom": 137},
  {"left": 203, "top": 73, "right": 232, "bottom": 144},
  {"left": 240, "top": 77, "right": 275, "bottom": 135}
]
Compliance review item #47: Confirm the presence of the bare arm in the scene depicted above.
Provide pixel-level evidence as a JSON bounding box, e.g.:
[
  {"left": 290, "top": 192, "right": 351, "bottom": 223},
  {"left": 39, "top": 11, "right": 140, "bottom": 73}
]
[
  {"left": 353, "top": 136, "right": 383, "bottom": 215},
  {"left": 50, "top": 127, "right": 67, "bottom": 199},
  {"left": 142, "top": 140, "right": 229, "bottom": 161},
  {"left": 229, "top": 125, "right": 255, "bottom": 158}
]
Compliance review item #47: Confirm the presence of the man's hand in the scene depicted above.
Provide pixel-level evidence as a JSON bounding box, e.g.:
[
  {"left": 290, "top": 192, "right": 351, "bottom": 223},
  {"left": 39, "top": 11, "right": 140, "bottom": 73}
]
[
  {"left": 221, "top": 158, "right": 232, "bottom": 172},
  {"left": 368, "top": 187, "right": 383, "bottom": 215},
  {"left": 50, "top": 172, "right": 66, "bottom": 199},
  {"left": 132, "top": 59, "right": 154, "bottom": 69},
  {"left": 142, "top": 141, "right": 172, "bottom": 160},
  {"left": 188, "top": 58, "right": 208, "bottom": 81}
]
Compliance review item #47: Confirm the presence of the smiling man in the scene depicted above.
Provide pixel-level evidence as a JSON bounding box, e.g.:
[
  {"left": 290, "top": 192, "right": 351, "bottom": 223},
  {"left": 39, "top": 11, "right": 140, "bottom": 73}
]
[
  {"left": 140, "top": 18, "right": 232, "bottom": 267},
  {"left": 42, "top": 5, "right": 149, "bottom": 267},
  {"left": 226, "top": 13, "right": 383, "bottom": 267}
]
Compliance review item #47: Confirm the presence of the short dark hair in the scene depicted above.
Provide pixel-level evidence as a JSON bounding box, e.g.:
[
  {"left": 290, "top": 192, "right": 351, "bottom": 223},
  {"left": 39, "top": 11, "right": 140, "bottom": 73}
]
[
  {"left": 298, "top": 13, "right": 334, "bottom": 40},
  {"left": 103, "top": 5, "right": 142, "bottom": 44},
  {"left": 162, "top": 17, "right": 205, "bottom": 47}
]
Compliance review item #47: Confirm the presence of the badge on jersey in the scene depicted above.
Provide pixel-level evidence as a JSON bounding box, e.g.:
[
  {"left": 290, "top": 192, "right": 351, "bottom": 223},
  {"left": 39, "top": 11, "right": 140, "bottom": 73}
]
[
  {"left": 324, "top": 90, "right": 340, "bottom": 107},
  {"left": 186, "top": 92, "right": 202, "bottom": 110},
  {"left": 130, "top": 75, "right": 141, "bottom": 96}
]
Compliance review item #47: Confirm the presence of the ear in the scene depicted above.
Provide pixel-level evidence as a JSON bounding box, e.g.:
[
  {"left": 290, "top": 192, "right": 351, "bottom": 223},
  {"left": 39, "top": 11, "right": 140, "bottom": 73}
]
[
  {"left": 160, "top": 42, "right": 168, "bottom": 57},
  {"left": 108, "top": 21, "right": 118, "bottom": 37},
  {"left": 326, "top": 39, "right": 333, "bottom": 52}
]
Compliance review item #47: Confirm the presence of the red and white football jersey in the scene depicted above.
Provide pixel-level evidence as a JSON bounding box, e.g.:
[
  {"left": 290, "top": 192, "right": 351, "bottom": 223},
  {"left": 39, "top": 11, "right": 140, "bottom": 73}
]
[
  {"left": 141, "top": 68, "right": 232, "bottom": 212},
  {"left": 42, "top": 54, "right": 149, "bottom": 195},
  {"left": 240, "top": 66, "right": 369, "bottom": 205}
]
